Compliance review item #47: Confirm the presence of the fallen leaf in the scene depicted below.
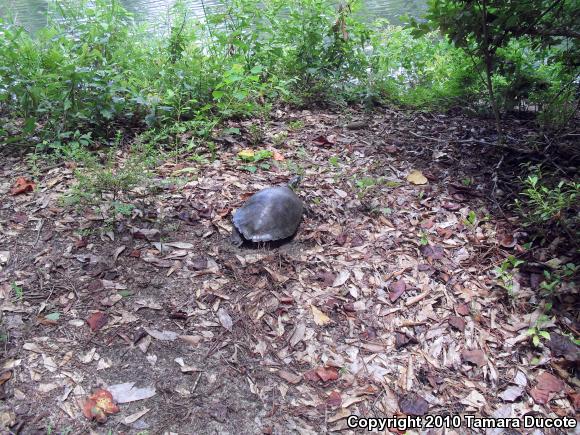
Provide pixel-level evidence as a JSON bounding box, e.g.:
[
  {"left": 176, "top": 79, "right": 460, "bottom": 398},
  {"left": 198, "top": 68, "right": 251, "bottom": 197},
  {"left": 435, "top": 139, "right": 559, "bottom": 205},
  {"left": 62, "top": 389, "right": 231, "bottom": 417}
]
[
  {"left": 461, "top": 390, "right": 487, "bottom": 408},
  {"left": 326, "top": 391, "right": 342, "bottom": 407},
  {"left": 499, "top": 386, "right": 524, "bottom": 402},
  {"left": 442, "top": 201, "right": 461, "bottom": 211},
  {"left": 546, "top": 333, "right": 580, "bottom": 362},
  {"left": 303, "top": 370, "right": 320, "bottom": 382},
  {"left": 123, "top": 408, "right": 150, "bottom": 424},
  {"left": 290, "top": 323, "right": 306, "bottom": 347},
  {"left": 406, "top": 170, "right": 428, "bottom": 185},
  {"left": 398, "top": 393, "right": 429, "bottom": 416},
  {"left": 315, "top": 366, "right": 339, "bottom": 382},
  {"left": 420, "top": 245, "right": 444, "bottom": 260},
  {"left": 131, "top": 227, "right": 161, "bottom": 241},
  {"left": 217, "top": 308, "right": 233, "bottom": 331},
  {"left": 164, "top": 242, "right": 194, "bottom": 249},
  {"left": 389, "top": 279, "right": 406, "bottom": 302},
  {"left": 448, "top": 316, "right": 466, "bottom": 332},
  {"left": 108, "top": 382, "right": 156, "bottom": 403},
  {"left": 272, "top": 151, "right": 285, "bottom": 161},
  {"left": 394, "top": 332, "right": 417, "bottom": 349},
  {"left": 499, "top": 233, "right": 516, "bottom": 248},
  {"left": 144, "top": 328, "right": 178, "bottom": 341},
  {"left": 461, "top": 349, "right": 486, "bottom": 367},
  {"left": 278, "top": 370, "right": 301, "bottom": 384},
  {"left": 311, "top": 305, "right": 331, "bottom": 326},
  {"left": 113, "top": 246, "right": 126, "bottom": 262},
  {"left": 332, "top": 270, "right": 350, "bottom": 287},
  {"left": 567, "top": 392, "right": 580, "bottom": 411},
  {"left": 10, "top": 177, "right": 35, "bottom": 195},
  {"left": 179, "top": 335, "right": 202, "bottom": 347},
  {"left": 456, "top": 303, "right": 470, "bottom": 316},
  {"left": 82, "top": 389, "right": 120, "bottom": 423},
  {"left": 0, "top": 371, "right": 12, "bottom": 385},
  {"left": 312, "top": 135, "right": 334, "bottom": 147},
  {"left": 535, "top": 371, "right": 564, "bottom": 393},
  {"left": 86, "top": 312, "right": 108, "bottom": 331}
]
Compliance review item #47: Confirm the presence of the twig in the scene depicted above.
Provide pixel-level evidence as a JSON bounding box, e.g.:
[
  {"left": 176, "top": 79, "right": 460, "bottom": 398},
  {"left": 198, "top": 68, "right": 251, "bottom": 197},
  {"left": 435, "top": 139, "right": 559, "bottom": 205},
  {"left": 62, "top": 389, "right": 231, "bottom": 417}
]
[
  {"left": 191, "top": 371, "right": 203, "bottom": 394},
  {"left": 33, "top": 219, "right": 44, "bottom": 247}
]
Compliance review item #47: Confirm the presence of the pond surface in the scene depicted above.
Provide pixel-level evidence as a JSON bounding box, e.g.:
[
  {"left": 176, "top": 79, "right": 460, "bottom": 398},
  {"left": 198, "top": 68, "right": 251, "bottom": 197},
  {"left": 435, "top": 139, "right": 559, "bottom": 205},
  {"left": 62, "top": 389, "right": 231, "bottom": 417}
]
[{"left": 0, "top": 0, "right": 426, "bottom": 32}]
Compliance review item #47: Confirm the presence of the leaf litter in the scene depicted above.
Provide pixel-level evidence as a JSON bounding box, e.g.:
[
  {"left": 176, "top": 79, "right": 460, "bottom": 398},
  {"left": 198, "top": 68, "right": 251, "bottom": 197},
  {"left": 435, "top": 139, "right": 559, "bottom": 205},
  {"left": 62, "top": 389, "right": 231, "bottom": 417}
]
[{"left": 0, "top": 107, "right": 577, "bottom": 433}]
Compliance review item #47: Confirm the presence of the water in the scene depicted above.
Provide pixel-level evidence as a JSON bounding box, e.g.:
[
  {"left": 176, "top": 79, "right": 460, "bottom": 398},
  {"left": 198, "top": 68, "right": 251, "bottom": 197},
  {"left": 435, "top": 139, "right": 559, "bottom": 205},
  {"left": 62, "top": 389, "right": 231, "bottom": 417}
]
[{"left": 0, "top": 0, "right": 426, "bottom": 33}]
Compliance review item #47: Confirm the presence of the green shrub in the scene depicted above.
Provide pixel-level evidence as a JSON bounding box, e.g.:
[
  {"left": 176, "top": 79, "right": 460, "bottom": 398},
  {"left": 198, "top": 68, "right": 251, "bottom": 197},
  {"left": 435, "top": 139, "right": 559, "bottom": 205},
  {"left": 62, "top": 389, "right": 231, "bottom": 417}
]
[
  {"left": 369, "top": 24, "right": 474, "bottom": 107},
  {"left": 515, "top": 167, "right": 579, "bottom": 234}
]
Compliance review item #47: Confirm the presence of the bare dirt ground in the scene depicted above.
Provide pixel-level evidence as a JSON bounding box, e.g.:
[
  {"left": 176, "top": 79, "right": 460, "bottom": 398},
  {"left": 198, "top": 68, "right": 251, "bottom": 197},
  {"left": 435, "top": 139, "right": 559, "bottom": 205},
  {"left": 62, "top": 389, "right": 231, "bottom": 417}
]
[{"left": 0, "top": 107, "right": 578, "bottom": 434}]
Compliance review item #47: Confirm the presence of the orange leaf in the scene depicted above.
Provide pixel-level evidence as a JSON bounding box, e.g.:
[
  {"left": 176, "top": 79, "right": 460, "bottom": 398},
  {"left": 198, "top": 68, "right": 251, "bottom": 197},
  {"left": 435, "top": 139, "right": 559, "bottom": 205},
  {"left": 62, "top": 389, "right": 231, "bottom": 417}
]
[
  {"left": 272, "top": 151, "right": 285, "bottom": 161},
  {"left": 86, "top": 311, "right": 108, "bottom": 331},
  {"left": 315, "top": 366, "right": 339, "bottom": 382},
  {"left": 82, "top": 389, "right": 119, "bottom": 423},
  {"left": 10, "top": 177, "right": 35, "bottom": 195},
  {"left": 0, "top": 371, "right": 12, "bottom": 385}
]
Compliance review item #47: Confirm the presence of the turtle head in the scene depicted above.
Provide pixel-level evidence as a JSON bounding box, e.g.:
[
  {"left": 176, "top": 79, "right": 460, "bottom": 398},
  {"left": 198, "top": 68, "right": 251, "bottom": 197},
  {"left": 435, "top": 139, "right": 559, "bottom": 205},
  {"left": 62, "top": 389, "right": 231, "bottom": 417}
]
[{"left": 287, "top": 175, "right": 301, "bottom": 190}]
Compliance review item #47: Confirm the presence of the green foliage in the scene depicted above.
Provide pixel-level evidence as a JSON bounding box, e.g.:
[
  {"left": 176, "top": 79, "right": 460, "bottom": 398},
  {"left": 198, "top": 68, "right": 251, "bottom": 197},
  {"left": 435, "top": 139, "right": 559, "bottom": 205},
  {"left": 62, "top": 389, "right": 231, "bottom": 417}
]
[
  {"left": 238, "top": 149, "right": 273, "bottom": 173},
  {"left": 494, "top": 256, "right": 525, "bottom": 297},
  {"left": 63, "top": 147, "right": 152, "bottom": 206},
  {"left": 412, "top": 0, "right": 579, "bottom": 125},
  {"left": 11, "top": 282, "right": 23, "bottom": 301},
  {"left": 540, "top": 263, "right": 577, "bottom": 294},
  {"left": 354, "top": 176, "right": 380, "bottom": 198},
  {"left": 515, "top": 168, "right": 579, "bottom": 232},
  {"left": 464, "top": 210, "right": 477, "bottom": 226},
  {"left": 0, "top": 0, "right": 576, "bottom": 156},
  {"left": 527, "top": 312, "right": 552, "bottom": 347},
  {"left": 370, "top": 25, "right": 474, "bottom": 107}
]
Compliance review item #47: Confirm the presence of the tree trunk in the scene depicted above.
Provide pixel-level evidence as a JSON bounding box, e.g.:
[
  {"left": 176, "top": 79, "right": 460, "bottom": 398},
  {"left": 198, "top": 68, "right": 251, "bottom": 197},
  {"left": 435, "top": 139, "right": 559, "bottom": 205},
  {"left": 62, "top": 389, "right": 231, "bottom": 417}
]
[{"left": 481, "top": 0, "right": 503, "bottom": 142}]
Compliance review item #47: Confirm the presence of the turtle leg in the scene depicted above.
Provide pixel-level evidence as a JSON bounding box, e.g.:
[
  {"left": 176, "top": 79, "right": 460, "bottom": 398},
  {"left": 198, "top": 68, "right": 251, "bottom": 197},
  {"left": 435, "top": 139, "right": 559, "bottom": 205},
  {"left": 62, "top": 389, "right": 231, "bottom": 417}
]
[{"left": 230, "top": 226, "right": 244, "bottom": 247}]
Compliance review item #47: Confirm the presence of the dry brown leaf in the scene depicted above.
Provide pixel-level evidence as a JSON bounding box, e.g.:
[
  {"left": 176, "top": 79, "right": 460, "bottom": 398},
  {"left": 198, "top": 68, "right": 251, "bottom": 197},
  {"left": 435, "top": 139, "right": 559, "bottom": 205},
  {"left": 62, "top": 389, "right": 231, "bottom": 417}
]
[
  {"left": 406, "top": 170, "right": 428, "bottom": 185},
  {"left": 10, "top": 177, "right": 35, "bottom": 195},
  {"left": 389, "top": 279, "right": 406, "bottom": 302},
  {"left": 315, "top": 366, "right": 339, "bottom": 382},
  {"left": 217, "top": 308, "right": 233, "bottom": 331},
  {"left": 311, "top": 305, "right": 331, "bottom": 326},
  {"left": 326, "top": 391, "right": 342, "bottom": 407},
  {"left": 448, "top": 316, "right": 466, "bottom": 332},
  {"left": 86, "top": 312, "right": 108, "bottom": 332},
  {"left": 461, "top": 349, "right": 487, "bottom": 367},
  {"left": 278, "top": 370, "right": 301, "bottom": 384},
  {"left": 398, "top": 393, "right": 429, "bottom": 416}
]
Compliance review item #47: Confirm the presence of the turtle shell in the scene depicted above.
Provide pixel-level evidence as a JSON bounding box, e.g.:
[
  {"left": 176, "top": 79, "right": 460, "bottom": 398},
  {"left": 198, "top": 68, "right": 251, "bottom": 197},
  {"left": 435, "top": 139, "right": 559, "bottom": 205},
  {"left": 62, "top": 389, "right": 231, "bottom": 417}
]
[{"left": 232, "top": 186, "right": 303, "bottom": 243}]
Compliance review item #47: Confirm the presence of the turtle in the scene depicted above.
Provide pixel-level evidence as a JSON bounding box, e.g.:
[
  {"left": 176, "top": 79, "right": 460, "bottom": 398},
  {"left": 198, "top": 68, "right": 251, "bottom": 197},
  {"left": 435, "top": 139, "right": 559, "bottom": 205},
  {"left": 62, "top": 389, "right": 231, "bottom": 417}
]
[{"left": 231, "top": 176, "right": 303, "bottom": 246}]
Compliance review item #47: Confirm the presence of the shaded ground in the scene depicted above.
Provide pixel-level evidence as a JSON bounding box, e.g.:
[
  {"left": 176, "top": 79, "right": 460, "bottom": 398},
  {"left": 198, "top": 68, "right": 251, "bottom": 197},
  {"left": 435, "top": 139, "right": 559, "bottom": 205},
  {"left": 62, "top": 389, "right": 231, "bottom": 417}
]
[{"left": 0, "top": 107, "right": 578, "bottom": 434}]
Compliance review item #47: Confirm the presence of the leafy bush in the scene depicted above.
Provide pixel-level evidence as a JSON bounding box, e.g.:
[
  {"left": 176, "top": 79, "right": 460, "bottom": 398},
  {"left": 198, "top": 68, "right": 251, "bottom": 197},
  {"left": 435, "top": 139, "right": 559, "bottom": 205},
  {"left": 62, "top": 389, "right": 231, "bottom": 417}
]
[
  {"left": 515, "top": 167, "right": 579, "bottom": 233},
  {"left": 0, "top": 0, "right": 576, "bottom": 155},
  {"left": 369, "top": 25, "right": 474, "bottom": 107}
]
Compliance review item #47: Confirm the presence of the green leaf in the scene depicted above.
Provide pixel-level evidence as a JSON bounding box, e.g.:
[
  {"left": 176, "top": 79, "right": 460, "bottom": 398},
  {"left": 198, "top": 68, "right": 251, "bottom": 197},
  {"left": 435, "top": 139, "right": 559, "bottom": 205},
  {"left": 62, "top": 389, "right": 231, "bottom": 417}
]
[
  {"left": 250, "top": 65, "right": 263, "bottom": 74},
  {"left": 45, "top": 312, "right": 61, "bottom": 321},
  {"left": 532, "top": 335, "right": 540, "bottom": 346},
  {"left": 23, "top": 117, "right": 37, "bottom": 134},
  {"left": 232, "top": 90, "right": 248, "bottom": 101},
  {"left": 539, "top": 331, "right": 550, "bottom": 340},
  {"left": 212, "top": 90, "right": 225, "bottom": 100}
]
